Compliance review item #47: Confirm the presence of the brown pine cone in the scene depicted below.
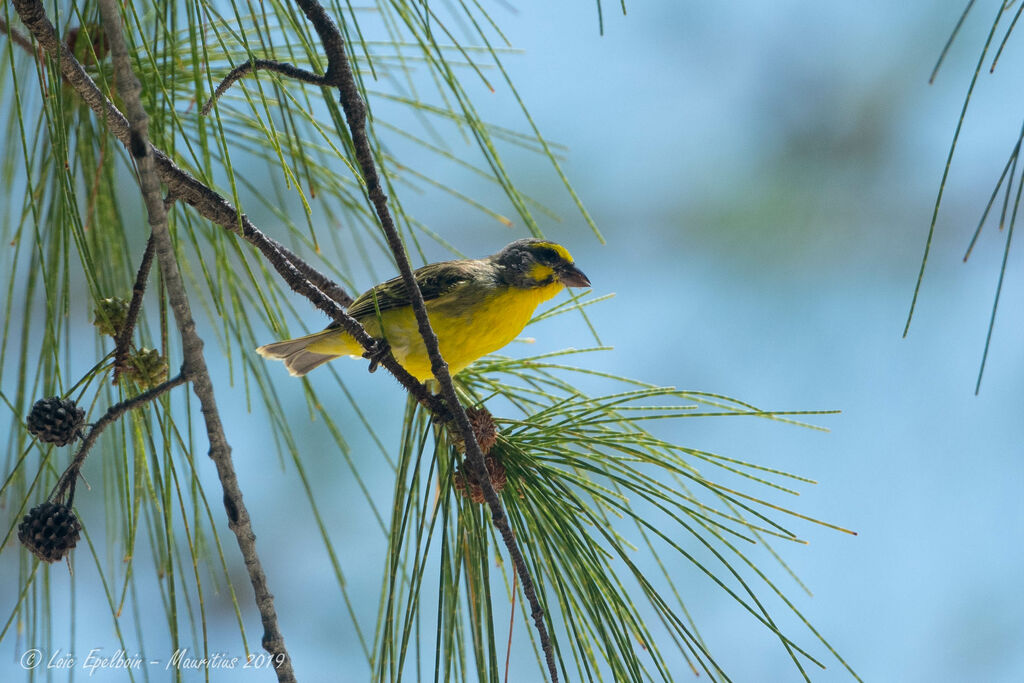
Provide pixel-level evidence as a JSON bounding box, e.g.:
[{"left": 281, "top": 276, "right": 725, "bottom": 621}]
[
  {"left": 26, "top": 397, "right": 85, "bottom": 446},
  {"left": 18, "top": 502, "right": 82, "bottom": 563},
  {"left": 453, "top": 454, "right": 507, "bottom": 504},
  {"left": 447, "top": 406, "right": 498, "bottom": 455}
]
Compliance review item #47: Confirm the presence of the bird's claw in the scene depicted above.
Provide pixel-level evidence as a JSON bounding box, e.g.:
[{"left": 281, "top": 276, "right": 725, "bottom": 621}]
[{"left": 362, "top": 339, "right": 391, "bottom": 373}]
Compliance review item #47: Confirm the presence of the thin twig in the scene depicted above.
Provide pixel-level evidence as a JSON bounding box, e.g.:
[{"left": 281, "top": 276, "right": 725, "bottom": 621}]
[
  {"left": 200, "top": 58, "right": 327, "bottom": 116},
  {"left": 113, "top": 232, "right": 156, "bottom": 381},
  {"left": 265, "top": 234, "right": 354, "bottom": 307},
  {"left": 94, "top": 0, "right": 295, "bottom": 679},
  {"left": 287, "top": 1, "right": 560, "bottom": 679},
  {"left": 51, "top": 373, "right": 188, "bottom": 504},
  {"left": 243, "top": 227, "right": 442, "bottom": 410}
]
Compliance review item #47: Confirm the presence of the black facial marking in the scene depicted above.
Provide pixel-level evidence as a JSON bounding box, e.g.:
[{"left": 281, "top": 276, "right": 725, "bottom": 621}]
[
  {"left": 494, "top": 239, "right": 572, "bottom": 288},
  {"left": 533, "top": 245, "right": 560, "bottom": 264}
]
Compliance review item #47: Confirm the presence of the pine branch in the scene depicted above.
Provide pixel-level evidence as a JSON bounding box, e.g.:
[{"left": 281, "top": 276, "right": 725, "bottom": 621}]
[
  {"left": 95, "top": 1, "right": 294, "bottom": 679},
  {"left": 51, "top": 373, "right": 188, "bottom": 505},
  {"left": 200, "top": 59, "right": 328, "bottom": 116},
  {"left": 264, "top": 234, "right": 354, "bottom": 307},
  {"left": 285, "top": 1, "right": 560, "bottom": 679},
  {"left": 112, "top": 233, "right": 155, "bottom": 382}
]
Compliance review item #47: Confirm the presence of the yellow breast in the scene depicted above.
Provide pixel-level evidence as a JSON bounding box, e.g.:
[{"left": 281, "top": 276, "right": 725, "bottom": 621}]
[{"left": 365, "top": 282, "right": 564, "bottom": 381}]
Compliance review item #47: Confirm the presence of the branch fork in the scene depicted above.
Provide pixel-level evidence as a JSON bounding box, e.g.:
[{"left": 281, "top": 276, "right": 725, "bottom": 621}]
[{"left": 50, "top": 373, "right": 188, "bottom": 507}]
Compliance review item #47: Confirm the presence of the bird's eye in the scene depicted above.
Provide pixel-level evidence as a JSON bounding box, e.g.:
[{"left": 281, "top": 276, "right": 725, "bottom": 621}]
[{"left": 534, "top": 246, "right": 559, "bottom": 263}]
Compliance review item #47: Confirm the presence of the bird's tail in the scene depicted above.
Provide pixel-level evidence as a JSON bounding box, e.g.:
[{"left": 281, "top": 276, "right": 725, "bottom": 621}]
[{"left": 256, "top": 329, "right": 347, "bottom": 377}]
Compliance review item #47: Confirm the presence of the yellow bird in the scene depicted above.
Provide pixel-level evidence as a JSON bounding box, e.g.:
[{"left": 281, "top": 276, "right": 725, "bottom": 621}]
[{"left": 256, "top": 239, "right": 591, "bottom": 381}]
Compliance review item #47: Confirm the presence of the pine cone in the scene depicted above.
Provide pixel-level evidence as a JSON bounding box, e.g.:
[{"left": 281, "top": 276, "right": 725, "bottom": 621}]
[
  {"left": 453, "top": 454, "right": 507, "bottom": 504},
  {"left": 125, "top": 348, "right": 168, "bottom": 390},
  {"left": 26, "top": 397, "right": 85, "bottom": 446},
  {"left": 448, "top": 406, "right": 498, "bottom": 455},
  {"left": 18, "top": 502, "right": 82, "bottom": 563},
  {"left": 92, "top": 297, "right": 130, "bottom": 337}
]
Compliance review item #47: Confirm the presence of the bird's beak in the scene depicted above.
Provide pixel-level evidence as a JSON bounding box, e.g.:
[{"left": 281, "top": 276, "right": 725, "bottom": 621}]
[{"left": 558, "top": 263, "right": 591, "bottom": 288}]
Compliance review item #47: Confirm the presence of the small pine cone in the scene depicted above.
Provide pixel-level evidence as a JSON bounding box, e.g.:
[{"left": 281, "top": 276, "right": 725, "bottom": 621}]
[
  {"left": 26, "top": 397, "right": 85, "bottom": 446},
  {"left": 18, "top": 502, "right": 82, "bottom": 563},
  {"left": 125, "top": 348, "right": 168, "bottom": 390},
  {"left": 93, "top": 297, "right": 130, "bottom": 337},
  {"left": 454, "top": 454, "right": 507, "bottom": 504},
  {"left": 488, "top": 456, "right": 507, "bottom": 491},
  {"left": 447, "top": 406, "right": 498, "bottom": 455}
]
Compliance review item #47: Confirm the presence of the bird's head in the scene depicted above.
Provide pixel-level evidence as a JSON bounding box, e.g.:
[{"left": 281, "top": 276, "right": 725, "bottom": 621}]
[{"left": 493, "top": 238, "right": 591, "bottom": 290}]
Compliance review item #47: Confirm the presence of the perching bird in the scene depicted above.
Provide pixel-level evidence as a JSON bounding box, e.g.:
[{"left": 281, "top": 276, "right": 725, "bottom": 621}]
[{"left": 256, "top": 238, "right": 591, "bottom": 381}]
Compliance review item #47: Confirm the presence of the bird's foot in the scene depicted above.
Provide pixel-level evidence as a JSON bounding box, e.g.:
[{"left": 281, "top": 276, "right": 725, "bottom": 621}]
[{"left": 362, "top": 338, "right": 391, "bottom": 373}]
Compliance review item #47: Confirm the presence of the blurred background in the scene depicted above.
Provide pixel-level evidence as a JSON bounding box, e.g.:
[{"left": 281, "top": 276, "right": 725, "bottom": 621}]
[{"left": 4, "top": 1, "right": 1024, "bottom": 681}]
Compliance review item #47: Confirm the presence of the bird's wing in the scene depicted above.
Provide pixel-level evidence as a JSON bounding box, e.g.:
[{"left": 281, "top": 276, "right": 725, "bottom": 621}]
[{"left": 341, "top": 260, "right": 476, "bottom": 323}]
